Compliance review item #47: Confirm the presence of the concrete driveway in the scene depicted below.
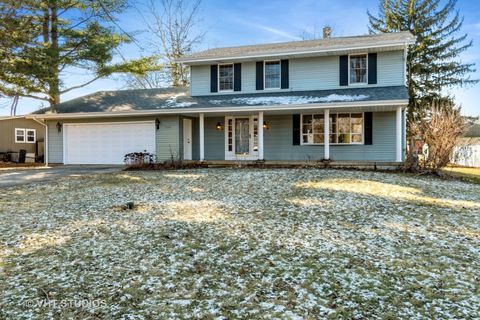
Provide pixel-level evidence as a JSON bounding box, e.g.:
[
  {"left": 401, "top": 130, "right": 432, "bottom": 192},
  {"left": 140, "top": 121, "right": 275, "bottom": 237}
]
[{"left": 0, "top": 165, "right": 123, "bottom": 188}]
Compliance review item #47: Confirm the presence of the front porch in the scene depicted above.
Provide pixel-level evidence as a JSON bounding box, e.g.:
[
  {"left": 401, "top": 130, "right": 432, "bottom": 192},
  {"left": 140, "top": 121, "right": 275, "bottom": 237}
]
[{"left": 182, "top": 106, "right": 405, "bottom": 163}]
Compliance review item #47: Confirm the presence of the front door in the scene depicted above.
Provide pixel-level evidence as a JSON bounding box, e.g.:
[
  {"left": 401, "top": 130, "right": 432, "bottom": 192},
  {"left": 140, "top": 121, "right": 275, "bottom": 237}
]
[
  {"left": 225, "top": 116, "right": 259, "bottom": 160},
  {"left": 183, "top": 118, "right": 192, "bottom": 160}
]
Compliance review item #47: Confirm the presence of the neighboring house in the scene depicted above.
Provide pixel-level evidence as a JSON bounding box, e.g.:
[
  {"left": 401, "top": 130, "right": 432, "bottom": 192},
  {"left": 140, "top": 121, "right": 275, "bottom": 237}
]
[
  {"left": 29, "top": 31, "right": 415, "bottom": 165},
  {"left": 0, "top": 116, "right": 45, "bottom": 162}
]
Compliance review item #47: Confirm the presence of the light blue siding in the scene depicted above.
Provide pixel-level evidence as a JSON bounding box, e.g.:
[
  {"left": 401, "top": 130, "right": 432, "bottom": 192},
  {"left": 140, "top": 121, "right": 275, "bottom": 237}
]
[
  {"left": 264, "top": 112, "right": 397, "bottom": 161},
  {"left": 47, "top": 120, "right": 63, "bottom": 163},
  {"left": 46, "top": 116, "right": 180, "bottom": 164},
  {"left": 156, "top": 116, "right": 180, "bottom": 161},
  {"left": 190, "top": 50, "right": 405, "bottom": 96}
]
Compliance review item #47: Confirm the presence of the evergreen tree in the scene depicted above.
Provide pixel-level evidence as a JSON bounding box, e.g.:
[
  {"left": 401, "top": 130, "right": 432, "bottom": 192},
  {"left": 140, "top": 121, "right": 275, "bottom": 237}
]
[
  {"left": 0, "top": 0, "right": 159, "bottom": 111},
  {"left": 368, "top": 0, "right": 477, "bottom": 125}
]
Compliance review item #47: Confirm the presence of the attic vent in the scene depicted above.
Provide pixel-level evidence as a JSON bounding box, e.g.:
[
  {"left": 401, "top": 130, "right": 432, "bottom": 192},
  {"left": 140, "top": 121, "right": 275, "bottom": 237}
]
[{"left": 323, "top": 26, "right": 332, "bottom": 39}]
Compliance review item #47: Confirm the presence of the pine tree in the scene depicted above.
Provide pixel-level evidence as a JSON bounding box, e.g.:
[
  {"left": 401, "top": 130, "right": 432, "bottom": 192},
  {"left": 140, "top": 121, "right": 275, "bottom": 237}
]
[
  {"left": 0, "top": 0, "right": 159, "bottom": 112},
  {"left": 368, "top": 0, "right": 477, "bottom": 125}
]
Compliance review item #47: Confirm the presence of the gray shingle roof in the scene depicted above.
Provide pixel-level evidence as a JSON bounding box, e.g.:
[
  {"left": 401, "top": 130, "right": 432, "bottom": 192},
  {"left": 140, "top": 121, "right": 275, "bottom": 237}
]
[
  {"left": 178, "top": 32, "right": 415, "bottom": 63},
  {"left": 35, "top": 86, "right": 408, "bottom": 114}
]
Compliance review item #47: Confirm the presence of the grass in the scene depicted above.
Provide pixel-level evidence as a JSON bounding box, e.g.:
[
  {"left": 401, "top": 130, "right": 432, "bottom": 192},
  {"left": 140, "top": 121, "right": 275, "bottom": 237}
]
[
  {"left": 0, "top": 168, "right": 479, "bottom": 319},
  {"left": 441, "top": 165, "right": 480, "bottom": 184}
]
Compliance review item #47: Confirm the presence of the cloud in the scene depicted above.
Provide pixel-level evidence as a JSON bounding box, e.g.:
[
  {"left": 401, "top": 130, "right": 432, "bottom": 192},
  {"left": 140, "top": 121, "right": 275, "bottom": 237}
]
[{"left": 232, "top": 17, "right": 302, "bottom": 41}]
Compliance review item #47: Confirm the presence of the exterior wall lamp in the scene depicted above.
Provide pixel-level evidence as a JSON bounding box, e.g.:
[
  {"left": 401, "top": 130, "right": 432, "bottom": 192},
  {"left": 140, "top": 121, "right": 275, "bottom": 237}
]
[
  {"left": 263, "top": 121, "right": 269, "bottom": 130},
  {"left": 56, "top": 122, "right": 62, "bottom": 133},
  {"left": 155, "top": 118, "right": 160, "bottom": 130},
  {"left": 216, "top": 122, "right": 224, "bottom": 131}
]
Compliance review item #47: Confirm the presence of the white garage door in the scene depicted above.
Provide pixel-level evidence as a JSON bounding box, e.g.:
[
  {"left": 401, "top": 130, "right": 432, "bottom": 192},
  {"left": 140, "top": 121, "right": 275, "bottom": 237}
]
[{"left": 64, "top": 121, "right": 156, "bottom": 164}]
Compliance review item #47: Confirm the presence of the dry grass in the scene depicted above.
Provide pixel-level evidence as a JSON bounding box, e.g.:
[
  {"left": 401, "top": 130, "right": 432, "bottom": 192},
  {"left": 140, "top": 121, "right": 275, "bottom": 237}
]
[
  {"left": 441, "top": 165, "right": 480, "bottom": 184},
  {"left": 0, "top": 169, "right": 479, "bottom": 319}
]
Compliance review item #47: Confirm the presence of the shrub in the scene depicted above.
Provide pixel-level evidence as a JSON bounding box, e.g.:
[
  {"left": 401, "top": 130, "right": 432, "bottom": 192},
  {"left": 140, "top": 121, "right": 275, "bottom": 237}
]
[{"left": 409, "top": 101, "right": 465, "bottom": 173}]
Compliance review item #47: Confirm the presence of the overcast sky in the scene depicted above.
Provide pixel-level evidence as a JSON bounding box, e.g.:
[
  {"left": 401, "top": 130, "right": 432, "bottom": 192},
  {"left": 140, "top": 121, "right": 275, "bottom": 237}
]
[{"left": 1, "top": 0, "right": 479, "bottom": 116}]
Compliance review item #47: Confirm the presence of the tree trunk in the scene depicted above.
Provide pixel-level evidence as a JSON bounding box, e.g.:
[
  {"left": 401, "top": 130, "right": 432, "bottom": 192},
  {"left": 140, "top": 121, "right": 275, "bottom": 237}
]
[{"left": 47, "top": 3, "right": 60, "bottom": 111}]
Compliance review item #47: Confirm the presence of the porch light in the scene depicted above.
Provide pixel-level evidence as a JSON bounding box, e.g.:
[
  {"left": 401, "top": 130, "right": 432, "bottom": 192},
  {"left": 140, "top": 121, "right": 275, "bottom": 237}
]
[
  {"left": 216, "top": 122, "right": 224, "bottom": 131},
  {"left": 155, "top": 118, "right": 160, "bottom": 130},
  {"left": 263, "top": 121, "right": 269, "bottom": 130},
  {"left": 56, "top": 122, "right": 62, "bottom": 133}
]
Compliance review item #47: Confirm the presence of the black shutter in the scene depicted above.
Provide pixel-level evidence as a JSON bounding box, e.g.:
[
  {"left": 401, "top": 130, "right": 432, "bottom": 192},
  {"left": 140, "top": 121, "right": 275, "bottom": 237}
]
[
  {"left": 210, "top": 65, "right": 218, "bottom": 92},
  {"left": 364, "top": 112, "right": 373, "bottom": 145},
  {"left": 281, "top": 59, "right": 289, "bottom": 89},
  {"left": 256, "top": 61, "right": 264, "bottom": 90},
  {"left": 339, "top": 55, "right": 348, "bottom": 86},
  {"left": 292, "top": 114, "right": 300, "bottom": 145},
  {"left": 234, "top": 63, "right": 241, "bottom": 91},
  {"left": 368, "top": 53, "right": 377, "bottom": 84}
]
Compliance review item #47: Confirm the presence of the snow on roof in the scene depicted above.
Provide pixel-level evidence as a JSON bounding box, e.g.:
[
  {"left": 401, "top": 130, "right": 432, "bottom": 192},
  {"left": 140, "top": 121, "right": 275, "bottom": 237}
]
[{"left": 209, "top": 94, "right": 369, "bottom": 106}]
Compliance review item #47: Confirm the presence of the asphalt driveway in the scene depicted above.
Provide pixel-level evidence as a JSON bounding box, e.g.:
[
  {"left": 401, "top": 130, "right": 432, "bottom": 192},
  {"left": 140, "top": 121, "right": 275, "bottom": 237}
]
[{"left": 0, "top": 165, "right": 123, "bottom": 188}]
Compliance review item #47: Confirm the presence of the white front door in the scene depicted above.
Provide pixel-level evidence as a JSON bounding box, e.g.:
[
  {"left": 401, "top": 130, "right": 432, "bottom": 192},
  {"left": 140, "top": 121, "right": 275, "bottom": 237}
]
[
  {"left": 63, "top": 121, "right": 155, "bottom": 164},
  {"left": 225, "top": 116, "right": 259, "bottom": 160},
  {"left": 183, "top": 118, "right": 192, "bottom": 160}
]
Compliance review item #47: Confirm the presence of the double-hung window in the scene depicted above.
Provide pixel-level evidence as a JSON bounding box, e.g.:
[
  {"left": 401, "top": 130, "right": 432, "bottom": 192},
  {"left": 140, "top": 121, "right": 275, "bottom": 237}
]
[
  {"left": 15, "top": 128, "right": 36, "bottom": 143},
  {"left": 264, "top": 61, "right": 280, "bottom": 89},
  {"left": 301, "top": 113, "right": 363, "bottom": 144},
  {"left": 219, "top": 64, "right": 234, "bottom": 91},
  {"left": 349, "top": 54, "right": 367, "bottom": 84}
]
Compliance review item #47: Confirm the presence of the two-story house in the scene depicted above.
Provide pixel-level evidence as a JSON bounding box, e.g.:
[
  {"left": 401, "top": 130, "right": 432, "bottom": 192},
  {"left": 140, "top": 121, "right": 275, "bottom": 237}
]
[{"left": 30, "top": 31, "right": 415, "bottom": 165}]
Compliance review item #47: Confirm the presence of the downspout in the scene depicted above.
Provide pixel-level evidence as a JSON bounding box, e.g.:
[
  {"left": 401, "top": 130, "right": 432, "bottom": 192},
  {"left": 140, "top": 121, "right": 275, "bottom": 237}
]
[{"left": 32, "top": 118, "right": 48, "bottom": 166}]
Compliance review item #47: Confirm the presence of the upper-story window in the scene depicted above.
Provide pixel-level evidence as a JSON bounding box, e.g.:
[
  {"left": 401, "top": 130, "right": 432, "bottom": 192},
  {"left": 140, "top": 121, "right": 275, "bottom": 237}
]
[
  {"left": 219, "top": 64, "right": 234, "bottom": 91},
  {"left": 264, "top": 61, "right": 280, "bottom": 89},
  {"left": 349, "top": 54, "right": 367, "bottom": 84}
]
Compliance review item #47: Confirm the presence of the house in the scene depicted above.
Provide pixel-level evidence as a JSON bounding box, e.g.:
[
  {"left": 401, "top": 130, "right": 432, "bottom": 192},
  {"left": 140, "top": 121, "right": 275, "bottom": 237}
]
[
  {"left": 0, "top": 116, "right": 45, "bottom": 162},
  {"left": 29, "top": 31, "right": 415, "bottom": 165}
]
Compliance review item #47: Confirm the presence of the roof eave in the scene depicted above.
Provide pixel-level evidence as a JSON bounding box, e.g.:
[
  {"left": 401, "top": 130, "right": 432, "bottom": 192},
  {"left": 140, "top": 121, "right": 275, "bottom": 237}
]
[
  {"left": 27, "top": 99, "right": 408, "bottom": 120},
  {"left": 177, "top": 40, "right": 416, "bottom": 65}
]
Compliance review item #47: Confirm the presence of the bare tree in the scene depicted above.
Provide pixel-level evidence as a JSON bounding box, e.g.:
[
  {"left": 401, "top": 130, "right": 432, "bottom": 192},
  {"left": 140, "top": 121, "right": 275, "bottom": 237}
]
[
  {"left": 127, "top": 0, "right": 205, "bottom": 89},
  {"left": 409, "top": 100, "right": 465, "bottom": 173}
]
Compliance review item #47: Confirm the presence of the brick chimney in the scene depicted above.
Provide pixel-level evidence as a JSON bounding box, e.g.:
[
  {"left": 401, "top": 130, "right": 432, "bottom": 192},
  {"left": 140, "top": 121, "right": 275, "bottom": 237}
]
[{"left": 323, "top": 26, "right": 332, "bottom": 39}]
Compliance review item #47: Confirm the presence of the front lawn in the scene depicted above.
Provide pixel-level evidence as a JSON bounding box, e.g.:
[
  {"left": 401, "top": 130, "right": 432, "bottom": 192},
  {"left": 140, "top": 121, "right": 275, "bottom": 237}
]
[{"left": 1, "top": 169, "right": 479, "bottom": 319}]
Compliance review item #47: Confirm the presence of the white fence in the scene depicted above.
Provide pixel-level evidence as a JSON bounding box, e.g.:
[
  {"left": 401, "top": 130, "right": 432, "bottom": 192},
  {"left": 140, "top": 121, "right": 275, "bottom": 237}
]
[{"left": 452, "top": 144, "right": 480, "bottom": 168}]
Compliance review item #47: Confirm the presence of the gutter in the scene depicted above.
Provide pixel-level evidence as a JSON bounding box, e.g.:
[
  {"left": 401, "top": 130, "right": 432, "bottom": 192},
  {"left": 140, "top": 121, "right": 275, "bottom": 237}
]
[
  {"left": 31, "top": 118, "right": 48, "bottom": 166},
  {"left": 26, "top": 99, "right": 409, "bottom": 120}
]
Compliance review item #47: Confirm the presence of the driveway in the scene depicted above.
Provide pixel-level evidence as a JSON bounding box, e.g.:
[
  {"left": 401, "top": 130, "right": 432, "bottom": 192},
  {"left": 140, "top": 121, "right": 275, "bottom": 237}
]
[{"left": 0, "top": 165, "right": 123, "bottom": 188}]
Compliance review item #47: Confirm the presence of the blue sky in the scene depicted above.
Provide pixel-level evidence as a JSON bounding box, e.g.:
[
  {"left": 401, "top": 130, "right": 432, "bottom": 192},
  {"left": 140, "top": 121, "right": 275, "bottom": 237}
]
[{"left": 1, "top": 0, "right": 479, "bottom": 116}]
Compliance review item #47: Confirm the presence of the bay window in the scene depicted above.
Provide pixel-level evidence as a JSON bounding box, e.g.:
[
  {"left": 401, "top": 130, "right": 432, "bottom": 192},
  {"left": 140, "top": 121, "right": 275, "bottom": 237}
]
[{"left": 301, "top": 113, "right": 363, "bottom": 144}]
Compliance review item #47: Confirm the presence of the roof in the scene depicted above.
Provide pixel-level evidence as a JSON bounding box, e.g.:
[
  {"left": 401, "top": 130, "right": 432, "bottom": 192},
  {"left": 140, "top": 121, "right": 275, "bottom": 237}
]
[
  {"left": 31, "top": 86, "right": 408, "bottom": 119},
  {"left": 178, "top": 32, "right": 415, "bottom": 64}
]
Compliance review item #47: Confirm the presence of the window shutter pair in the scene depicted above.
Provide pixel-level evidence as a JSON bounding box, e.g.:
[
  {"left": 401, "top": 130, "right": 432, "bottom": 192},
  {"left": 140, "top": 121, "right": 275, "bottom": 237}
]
[
  {"left": 210, "top": 64, "right": 242, "bottom": 92},
  {"left": 292, "top": 113, "right": 373, "bottom": 146},
  {"left": 339, "top": 53, "right": 377, "bottom": 86},
  {"left": 256, "top": 60, "right": 289, "bottom": 90}
]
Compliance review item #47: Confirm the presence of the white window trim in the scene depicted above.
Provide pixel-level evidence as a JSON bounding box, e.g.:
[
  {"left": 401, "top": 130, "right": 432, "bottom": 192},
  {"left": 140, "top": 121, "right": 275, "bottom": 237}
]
[
  {"left": 218, "top": 63, "right": 234, "bottom": 92},
  {"left": 348, "top": 53, "right": 368, "bottom": 85},
  {"left": 26, "top": 129, "right": 36, "bottom": 143},
  {"left": 263, "top": 60, "right": 281, "bottom": 90},
  {"left": 15, "top": 128, "right": 25, "bottom": 143},
  {"left": 300, "top": 112, "right": 365, "bottom": 145},
  {"left": 15, "top": 128, "right": 36, "bottom": 144}
]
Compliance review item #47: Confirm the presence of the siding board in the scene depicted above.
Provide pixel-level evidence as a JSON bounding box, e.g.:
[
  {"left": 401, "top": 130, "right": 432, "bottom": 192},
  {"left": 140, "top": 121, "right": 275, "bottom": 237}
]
[{"left": 189, "top": 50, "right": 405, "bottom": 96}]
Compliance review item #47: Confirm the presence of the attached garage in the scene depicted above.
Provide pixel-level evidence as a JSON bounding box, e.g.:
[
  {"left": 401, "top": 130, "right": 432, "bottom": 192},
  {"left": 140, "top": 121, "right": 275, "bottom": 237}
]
[{"left": 63, "top": 121, "right": 156, "bottom": 164}]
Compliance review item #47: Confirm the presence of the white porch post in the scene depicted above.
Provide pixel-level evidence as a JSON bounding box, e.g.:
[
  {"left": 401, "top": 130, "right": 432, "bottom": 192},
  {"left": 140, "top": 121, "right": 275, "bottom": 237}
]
[
  {"left": 324, "top": 109, "right": 330, "bottom": 160},
  {"left": 199, "top": 113, "right": 205, "bottom": 161},
  {"left": 258, "top": 111, "right": 264, "bottom": 160},
  {"left": 396, "top": 106, "right": 402, "bottom": 162}
]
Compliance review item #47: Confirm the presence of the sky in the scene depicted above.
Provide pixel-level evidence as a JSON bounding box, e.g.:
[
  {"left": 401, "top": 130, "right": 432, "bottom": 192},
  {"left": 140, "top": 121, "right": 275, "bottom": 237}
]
[{"left": 1, "top": 0, "right": 479, "bottom": 116}]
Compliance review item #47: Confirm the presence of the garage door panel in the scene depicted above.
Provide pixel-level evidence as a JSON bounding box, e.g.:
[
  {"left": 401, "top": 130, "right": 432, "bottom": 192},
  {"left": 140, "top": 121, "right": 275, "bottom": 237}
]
[{"left": 64, "top": 122, "right": 155, "bottom": 164}]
